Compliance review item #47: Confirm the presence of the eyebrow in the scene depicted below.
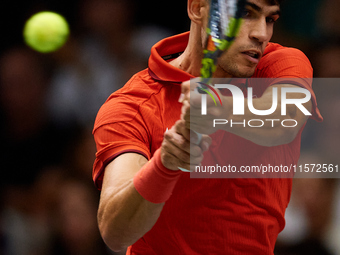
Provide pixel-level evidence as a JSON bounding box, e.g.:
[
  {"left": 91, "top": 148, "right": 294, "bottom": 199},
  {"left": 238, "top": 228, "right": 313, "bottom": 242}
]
[{"left": 245, "top": 1, "right": 281, "bottom": 16}]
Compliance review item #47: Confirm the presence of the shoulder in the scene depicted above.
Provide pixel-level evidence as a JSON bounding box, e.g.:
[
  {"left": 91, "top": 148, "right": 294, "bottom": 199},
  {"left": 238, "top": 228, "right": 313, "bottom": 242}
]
[
  {"left": 263, "top": 42, "right": 310, "bottom": 63},
  {"left": 254, "top": 43, "right": 313, "bottom": 78},
  {"left": 93, "top": 69, "right": 165, "bottom": 131}
]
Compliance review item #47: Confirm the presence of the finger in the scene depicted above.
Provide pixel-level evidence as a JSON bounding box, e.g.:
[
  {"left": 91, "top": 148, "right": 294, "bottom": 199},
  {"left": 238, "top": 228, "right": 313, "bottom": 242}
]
[
  {"left": 171, "top": 121, "right": 204, "bottom": 158},
  {"left": 162, "top": 134, "right": 190, "bottom": 164},
  {"left": 178, "top": 93, "right": 185, "bottom": 103},
  {"left": 181, "top": 102, "right": 204, "bottom": 132},
  {"left": 180, "top": 78, "right": 203, "bottom": 103},
  {"left": 187, "top": 104, "right": 202, "bottom": 122},
  {"left": 173, "top": 120, "right": 190, "bottom": 141},
  {"left": 181, "top": 80, "right": 191, "bottom": 95},
  {"left": 164, "top": 127, "right": 190, "bottom": 155},
  {"left": 162, "top": 149, "right": 190, "bottom": 171},
  {"left": 181, "top": 78, "right": 201, "bottom": 94},
  {"left": 181, "top": 100, "right": 190, "bottom": 115},
  {"left": 199, "top": 135, "right": 212, "bottom": 152},
  {"left": 190, "top": 90, "right": 203, "bottom": 109},
  {"left": 190, "top": 130, "right": 202, "bottom": 145},
  {"left": 177, "top": 152, "right": 203, "bottom": 172},
  {"left": 181, "top": 101, "right": 191, "bottom": 126},
  {"left": 162, "top": 137, "right": 203, "bottom": 167},
  {"left": 179, "top": 80, "right": 191, "bottom": 103}
]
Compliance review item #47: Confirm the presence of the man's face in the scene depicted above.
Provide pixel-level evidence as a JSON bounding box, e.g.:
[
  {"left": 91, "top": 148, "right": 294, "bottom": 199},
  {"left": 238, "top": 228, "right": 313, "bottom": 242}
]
[{"left": 216, "top": 0, "right": 281, "bottom": 78}]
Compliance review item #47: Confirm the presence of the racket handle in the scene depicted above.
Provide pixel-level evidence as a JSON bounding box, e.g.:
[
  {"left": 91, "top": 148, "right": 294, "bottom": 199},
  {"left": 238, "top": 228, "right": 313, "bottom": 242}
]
[{"left": 178, "top": 167, "right": 192, "bottom": 172}]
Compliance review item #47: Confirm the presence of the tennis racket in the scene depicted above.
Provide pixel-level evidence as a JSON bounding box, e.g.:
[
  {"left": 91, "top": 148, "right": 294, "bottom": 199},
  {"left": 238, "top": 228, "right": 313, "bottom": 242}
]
[
  {"left": 200, "top": 0, "right": 245, "bottom": 82},
  {"left": 179, "top": 0, "right": 246, "bottom": 172}
]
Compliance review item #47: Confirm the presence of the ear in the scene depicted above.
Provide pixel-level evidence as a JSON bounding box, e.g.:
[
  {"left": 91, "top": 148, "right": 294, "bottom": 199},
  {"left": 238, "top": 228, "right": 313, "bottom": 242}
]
[{"left": 187, "top": 0, "right": 208, "bottom": 25}]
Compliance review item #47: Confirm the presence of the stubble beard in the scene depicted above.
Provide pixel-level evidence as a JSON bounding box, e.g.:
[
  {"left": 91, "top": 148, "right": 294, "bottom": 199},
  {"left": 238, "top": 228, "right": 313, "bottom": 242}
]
[
  {"left": 218, "top": 43, "right": 263, "bottom": 78},
  {"left": 218, "top": 55, "right": 256, "bottom": 78}
]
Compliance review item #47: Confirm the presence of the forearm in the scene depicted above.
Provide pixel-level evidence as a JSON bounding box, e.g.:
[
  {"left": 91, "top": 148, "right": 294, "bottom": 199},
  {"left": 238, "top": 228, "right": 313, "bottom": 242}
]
[
  {"left": 98, "top": 152, "right": 168, "bottom": 252},
  {"left": 97, "top": 121, "right": 210, "bottom": 252},
  {"left": 98, "top": 179, "right": 164, "bottom": 252}
]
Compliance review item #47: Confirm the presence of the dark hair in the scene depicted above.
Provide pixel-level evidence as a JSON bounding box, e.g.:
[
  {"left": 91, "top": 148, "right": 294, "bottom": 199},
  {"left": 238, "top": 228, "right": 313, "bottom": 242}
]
[
  {"left": 206, "top": 0, "right": 284, "bottom": 5},
  {"left": 208, "top": 0, "right": 285, "bottom": 6},
  {"left": 267, "top": 0, "right": 284, "bottom": 5}
]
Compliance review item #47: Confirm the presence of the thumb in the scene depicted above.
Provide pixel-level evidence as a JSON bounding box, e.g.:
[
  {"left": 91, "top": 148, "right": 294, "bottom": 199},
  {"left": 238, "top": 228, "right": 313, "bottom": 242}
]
[
  {"left": 179, "top": 78, "right": 200, "bottom": 103},
  {"left": 200, "top": 134, "right": 212, "bottom": 152}
]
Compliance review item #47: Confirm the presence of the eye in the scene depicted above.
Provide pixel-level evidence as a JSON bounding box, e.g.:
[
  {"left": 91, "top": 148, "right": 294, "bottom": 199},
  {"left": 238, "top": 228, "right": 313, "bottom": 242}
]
[
  {"left": 266, "top": 15, "right": 279, "bottom": 24},
  {"left": 266, "top": 17, "right": 274, "bottom": 23},
  {"left": 241, "top": 9, "right": 251, "bottom": 18}
]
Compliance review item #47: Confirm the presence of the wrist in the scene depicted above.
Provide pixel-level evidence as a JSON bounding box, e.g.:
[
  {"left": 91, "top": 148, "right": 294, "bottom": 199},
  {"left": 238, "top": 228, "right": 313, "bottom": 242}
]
[{"left": 133, "top": 148, "right": 182, "bottom": 204}]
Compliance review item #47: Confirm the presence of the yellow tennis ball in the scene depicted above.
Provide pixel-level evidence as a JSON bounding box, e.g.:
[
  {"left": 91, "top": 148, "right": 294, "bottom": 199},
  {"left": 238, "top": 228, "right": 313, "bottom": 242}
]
[{"left": 23, "top": 11, "right": 69, "bottom": 53}]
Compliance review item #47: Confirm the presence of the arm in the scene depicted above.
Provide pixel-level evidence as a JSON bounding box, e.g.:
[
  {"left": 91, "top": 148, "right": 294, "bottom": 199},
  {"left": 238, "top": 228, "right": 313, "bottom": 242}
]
[
  {"left": 183, "top": 82, "right": 312, "bottom": 147},
  {"left": 97, "top": 120, "right": 211, "bottom": 252},
  {"left": 98, "top": 153, "right": 163, "bottom": 252}
]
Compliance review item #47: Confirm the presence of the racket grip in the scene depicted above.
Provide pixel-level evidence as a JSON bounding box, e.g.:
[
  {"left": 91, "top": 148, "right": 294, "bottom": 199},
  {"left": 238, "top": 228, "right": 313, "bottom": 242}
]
[
  {"left": 178, "top": 167, "right": 192, "bottom": 172},
  {"left": 178, "top": 130, "right": 202, "bottom": 172}
]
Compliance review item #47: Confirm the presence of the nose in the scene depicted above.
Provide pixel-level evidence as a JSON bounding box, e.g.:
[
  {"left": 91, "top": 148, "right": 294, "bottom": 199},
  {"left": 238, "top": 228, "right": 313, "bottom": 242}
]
[{"left": 249, "top": 18, "right": 270, "bottom": 43}]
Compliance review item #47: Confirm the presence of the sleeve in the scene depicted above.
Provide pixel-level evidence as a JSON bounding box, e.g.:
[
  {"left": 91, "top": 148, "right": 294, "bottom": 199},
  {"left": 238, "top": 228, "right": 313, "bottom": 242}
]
[
  {"left": 92, "top": 97, "right": 152, "bottom": 190},
  {"left": 255, "top": 47, "right": 323, "bottom": 122}
]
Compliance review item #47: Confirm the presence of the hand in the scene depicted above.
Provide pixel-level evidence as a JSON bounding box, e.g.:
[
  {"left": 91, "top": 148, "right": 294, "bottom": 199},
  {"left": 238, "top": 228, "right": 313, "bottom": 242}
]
[
  {"left": 161, "top": 120, "right": 211, "bottom": 172},
  {"left": 180, "top": 80, "right": 231, "bottom": 135}
]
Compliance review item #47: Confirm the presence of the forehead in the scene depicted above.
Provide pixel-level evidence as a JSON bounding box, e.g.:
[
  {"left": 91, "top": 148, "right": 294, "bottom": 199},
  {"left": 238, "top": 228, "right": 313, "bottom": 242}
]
[
  {"left": 248, "top": 0, "right": 280, "bottom": 6},
  {"left": 264, "top": 0, "right": 281, "bottom": 5},
  {"left": 245, "top": 0, "right": 281, "bottom": 13},
  {"left": 207, "top": 0, "right": 280, "bottom": 5}
]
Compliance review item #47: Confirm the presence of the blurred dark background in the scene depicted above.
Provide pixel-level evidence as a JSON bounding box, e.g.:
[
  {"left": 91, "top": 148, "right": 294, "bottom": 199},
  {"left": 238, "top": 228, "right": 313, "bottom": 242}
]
[
  {"left": 0, "top": 0, "right": 189, "bottom": 55},
  {"left": 0, "top": 0, "right": 339, "bottom": 254}
]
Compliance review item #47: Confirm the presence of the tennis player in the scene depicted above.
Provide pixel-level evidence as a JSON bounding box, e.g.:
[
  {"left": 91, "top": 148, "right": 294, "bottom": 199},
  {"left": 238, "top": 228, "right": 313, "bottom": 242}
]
[{"left": 92, "top": 0, "right": 323, "bottom": 254}]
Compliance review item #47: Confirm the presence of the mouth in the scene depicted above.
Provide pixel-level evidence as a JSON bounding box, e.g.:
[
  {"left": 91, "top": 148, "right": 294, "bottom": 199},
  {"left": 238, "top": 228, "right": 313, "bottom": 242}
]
[{"left": 241, "top": 50, "right": 262, "bottom": 62}]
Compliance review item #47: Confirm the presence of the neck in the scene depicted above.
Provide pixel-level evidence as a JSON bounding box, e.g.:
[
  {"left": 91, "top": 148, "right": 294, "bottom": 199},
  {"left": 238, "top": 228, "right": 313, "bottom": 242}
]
[
  {"left": 169, "top": 22, "right": 203, "bottom": 77},
  {"left": 169, "top": 22, "right": 233, "bottom": 79}
]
